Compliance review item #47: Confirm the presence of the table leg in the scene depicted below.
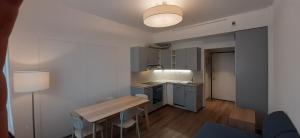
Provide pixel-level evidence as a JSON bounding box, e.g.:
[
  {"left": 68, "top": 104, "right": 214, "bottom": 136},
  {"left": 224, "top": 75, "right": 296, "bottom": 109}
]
[
  {"left": 106, "top": 120, "right": 108, "bottom": 138},
  {"left": 120, "top": 112, "right": 124, "bottom": 138},
  {"left": 93, "top": 122, "right": 96, "bottom": 138},
  {"left": 144, "top": 104, "right": 150, "bottom": 129}
]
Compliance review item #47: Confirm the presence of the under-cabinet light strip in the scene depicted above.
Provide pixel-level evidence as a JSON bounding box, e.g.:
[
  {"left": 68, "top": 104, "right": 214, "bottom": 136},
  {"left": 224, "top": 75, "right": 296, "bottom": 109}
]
[{"left": 153, "top": 70, "right": 192, "bottom": 73}]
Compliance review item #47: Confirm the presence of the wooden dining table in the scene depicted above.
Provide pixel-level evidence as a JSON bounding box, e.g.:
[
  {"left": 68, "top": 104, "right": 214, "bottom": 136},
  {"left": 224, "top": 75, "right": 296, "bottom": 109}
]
[{"left": 73, "top": 96, "right": 150, "bottom": 138}]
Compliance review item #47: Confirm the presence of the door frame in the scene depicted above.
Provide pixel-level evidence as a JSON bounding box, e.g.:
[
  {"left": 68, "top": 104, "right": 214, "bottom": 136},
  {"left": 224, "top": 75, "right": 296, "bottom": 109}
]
[
  {"left": 210, "top": 51, "right": 235, "bottom": 101},
  {"left": 203, "top": 47, "right": 235, "bottom": 103}
]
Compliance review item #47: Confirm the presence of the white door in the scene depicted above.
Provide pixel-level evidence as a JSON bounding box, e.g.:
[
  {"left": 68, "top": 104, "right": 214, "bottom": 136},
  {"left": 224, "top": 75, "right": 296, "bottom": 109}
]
[{"left": 212, "top": 53, "right": 236, "bottom": 101}]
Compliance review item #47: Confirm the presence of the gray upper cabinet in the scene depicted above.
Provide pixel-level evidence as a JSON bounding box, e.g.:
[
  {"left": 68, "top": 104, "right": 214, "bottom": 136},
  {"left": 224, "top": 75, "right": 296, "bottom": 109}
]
[
  {"left": 173, "top": 84, "right": 185, "bottom": 106},
  {"left": 160, "top": 49, "right": 172, "bottom": 69},
  {"left": 147, "top": 48, "right": 159, "bottom": 66},
  {"left": 131, "top": 47, "right": 159, "bottom": 72},
  {"left": 131, "top": 47, "right": 200, "bottom": 71},
  {"left": 175, "top": 49, "right": 186, "bottom": 69},
  {"left": 131, "top": 47, "right": 148, "bottom": 72},
  {"left": 186, "top": 48, "right": 201, "bottom": 70},
  {"left": 174, "top": 47, "right": 201, "bottom": 70}
]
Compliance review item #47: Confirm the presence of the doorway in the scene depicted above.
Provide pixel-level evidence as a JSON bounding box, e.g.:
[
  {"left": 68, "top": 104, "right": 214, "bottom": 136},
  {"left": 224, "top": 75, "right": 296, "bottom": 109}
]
[{"left": 204, "top": 48, "right": 236, "bottom": 102}]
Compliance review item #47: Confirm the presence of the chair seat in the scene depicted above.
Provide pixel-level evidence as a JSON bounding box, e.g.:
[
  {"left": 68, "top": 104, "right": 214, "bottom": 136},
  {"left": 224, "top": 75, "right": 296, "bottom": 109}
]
[
  {"left": 75, "top": 124, "right": 104, "bottom": 138},
  {"left": 114, "top": 119, "right": 136, "bottom": 129},
  {"left": 137, "top": 107, "right": 144, "bottom": 112}
]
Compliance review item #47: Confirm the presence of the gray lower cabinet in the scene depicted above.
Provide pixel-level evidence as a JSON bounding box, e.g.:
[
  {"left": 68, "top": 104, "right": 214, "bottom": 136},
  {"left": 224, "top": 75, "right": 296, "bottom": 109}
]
[
  {"left": 184, "top": 86, "right": 197, "bottom": 112},
  {"left": 184, "top": 85, "right": 202, "bottom": 112},
  {"left": 173, "top": 84, "right": 185, "bottom": 106},
  {"left": 173, "top": 84, "right": 202, "bottom": 112}
]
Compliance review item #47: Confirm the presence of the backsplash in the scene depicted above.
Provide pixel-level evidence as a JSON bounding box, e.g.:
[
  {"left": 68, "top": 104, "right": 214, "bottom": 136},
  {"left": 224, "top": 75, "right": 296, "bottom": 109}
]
[{"left": 131, "top": 70, "right": 203, "bottom": 84}]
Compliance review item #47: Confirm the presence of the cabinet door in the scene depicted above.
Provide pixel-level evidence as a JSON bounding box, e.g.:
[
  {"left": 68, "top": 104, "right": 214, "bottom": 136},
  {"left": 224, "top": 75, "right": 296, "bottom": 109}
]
[
  {"left": 166, "top": 83, "right": 173, "bottom": 105},
  {"left": 130, "top": 47, "right": 148, "bottom": 72},
  {"left": 130, "top": 47, "right": 159, "bottom": 72},
  {"left": 175, "top": 49, "right": 186, "bottom": 69},
  {"left": 197, "top": 84, "right": 203, "bottom": 110},
  {"left": 184, "top": 86, "right": 197, "bottom": 112},
  {"left": 173, "top": 84, "right": 185, "bottom": 106},
  {"left": 160, "top": 49, "right": 172, "bottom": 69},
  {"left": 186, "top": 48, "right": 199, "bottom": 70},
  {"left": 139, "top": 48, "right": 148, "bottom": 69},
  {"left": 146, "top": 48, "right": 159, "bottom": 66},
  {"left": 130, "top": 48, "right": 139, "bottom": 72}
]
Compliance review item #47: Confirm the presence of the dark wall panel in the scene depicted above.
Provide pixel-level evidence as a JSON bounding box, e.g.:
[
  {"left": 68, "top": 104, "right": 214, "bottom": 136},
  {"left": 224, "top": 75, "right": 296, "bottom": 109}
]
[{"left": 235, "top": 27, "right": 268, "bottom": 129}]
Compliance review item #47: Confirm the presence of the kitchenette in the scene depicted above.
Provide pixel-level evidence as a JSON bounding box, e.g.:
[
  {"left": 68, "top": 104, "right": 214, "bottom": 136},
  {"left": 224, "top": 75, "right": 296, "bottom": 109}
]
[{"left": 130, "top": 46, "right": 203, "bottom": 113}]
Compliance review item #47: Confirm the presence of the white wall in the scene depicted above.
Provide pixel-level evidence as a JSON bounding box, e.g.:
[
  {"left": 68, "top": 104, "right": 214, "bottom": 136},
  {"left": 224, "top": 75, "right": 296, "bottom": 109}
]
[
  {"left": 8, "top": 1, "right": 280, "bottom": 137},
  {"left": 9, "top": 0, "right": 151, "bottom": 138},
  {"left": 270, "top": 0, "right": 300, "bottom": 131}
]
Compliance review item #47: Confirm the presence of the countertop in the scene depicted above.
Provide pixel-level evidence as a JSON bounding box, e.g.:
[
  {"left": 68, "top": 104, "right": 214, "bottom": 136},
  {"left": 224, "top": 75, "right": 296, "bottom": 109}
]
[{"left": 131, "top": 80, "right": 202, "bottom": 88}]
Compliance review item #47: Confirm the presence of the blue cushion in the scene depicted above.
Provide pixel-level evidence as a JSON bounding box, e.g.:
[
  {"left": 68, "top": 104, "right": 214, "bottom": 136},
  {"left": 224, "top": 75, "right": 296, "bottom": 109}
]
[
  {"left": 277, "top": 132, "right": 300, "bottom": 138},
  {"left": 195, "top": 123, "right": 261, "bottom": 138},
  {"left": 263, "top": 111, "right": 299, "bottom": 138}
]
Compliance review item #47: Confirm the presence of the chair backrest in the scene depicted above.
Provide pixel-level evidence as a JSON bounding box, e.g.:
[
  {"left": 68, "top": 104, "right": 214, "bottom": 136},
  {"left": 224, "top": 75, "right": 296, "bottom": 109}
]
[
  {"left": 121, "top": 107, "right": 141, "bottom": 122},
  {"left": 118, "top": 95, "right": 146, "bottom": 122},
  {"left": 71, "top": 114, "right": 84, "bottom": 130},
  {"left": 72, "top": 117, "right": 84, "bottom": 130},
  {"left": 263, "top": 111, "right": 299, "bottom": 138},
  {"left": 135, "top": 94, "right": 148, "bottom": 99}
]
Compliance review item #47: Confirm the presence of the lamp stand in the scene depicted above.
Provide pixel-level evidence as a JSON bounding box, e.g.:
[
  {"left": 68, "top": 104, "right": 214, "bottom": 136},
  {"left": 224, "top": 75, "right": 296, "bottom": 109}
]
[{"left": 32, "top": 93, "right": 36, "bottom": 138}]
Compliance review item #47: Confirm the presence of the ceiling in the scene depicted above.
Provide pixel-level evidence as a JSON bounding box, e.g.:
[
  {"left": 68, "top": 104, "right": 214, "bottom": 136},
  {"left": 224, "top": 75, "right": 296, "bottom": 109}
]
[{"left": 64, "top": 0, "right": 273, "bottom": 32}]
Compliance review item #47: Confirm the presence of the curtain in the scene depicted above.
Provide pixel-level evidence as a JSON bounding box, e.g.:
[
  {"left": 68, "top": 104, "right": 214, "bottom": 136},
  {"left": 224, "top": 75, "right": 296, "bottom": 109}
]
[{"left": 3, "top": 54, "right": 14, "bottom": 134}]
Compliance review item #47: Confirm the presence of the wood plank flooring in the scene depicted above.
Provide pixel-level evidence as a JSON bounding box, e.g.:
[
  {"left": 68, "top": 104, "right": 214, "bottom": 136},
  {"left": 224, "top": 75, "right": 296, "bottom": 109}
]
[{"left": 124, "top": 99, "right": 235, "bottom": 138}]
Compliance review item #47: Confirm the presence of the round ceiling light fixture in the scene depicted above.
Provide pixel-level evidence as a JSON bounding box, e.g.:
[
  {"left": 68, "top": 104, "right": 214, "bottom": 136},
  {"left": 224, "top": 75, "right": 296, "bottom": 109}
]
[{"left": 143, "top": 4, "right": 183, "bottom": 28}]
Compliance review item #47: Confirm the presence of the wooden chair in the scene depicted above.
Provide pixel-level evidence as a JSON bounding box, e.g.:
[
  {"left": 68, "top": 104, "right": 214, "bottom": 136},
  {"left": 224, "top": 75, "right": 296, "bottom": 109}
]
[
  {"left": 111, "top": 107, "right": 142, "bottom": 138},
  {"left": 135, "top": 94, "right": 149, "bottom": 114},
  {"left": 71, "top": 114, "right": 104, "bottom": 138}
]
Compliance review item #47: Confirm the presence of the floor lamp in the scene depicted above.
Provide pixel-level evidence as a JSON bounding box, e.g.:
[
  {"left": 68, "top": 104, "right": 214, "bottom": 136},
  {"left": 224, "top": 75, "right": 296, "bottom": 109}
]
[{"left": 13, "top": 71, "right": 50, "bottom": 138}]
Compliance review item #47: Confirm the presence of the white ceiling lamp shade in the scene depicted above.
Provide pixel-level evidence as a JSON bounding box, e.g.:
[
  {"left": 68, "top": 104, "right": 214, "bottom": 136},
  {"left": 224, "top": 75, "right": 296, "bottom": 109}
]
[{"left": 143, "top": 4, "right": 183, "bottom": 28}]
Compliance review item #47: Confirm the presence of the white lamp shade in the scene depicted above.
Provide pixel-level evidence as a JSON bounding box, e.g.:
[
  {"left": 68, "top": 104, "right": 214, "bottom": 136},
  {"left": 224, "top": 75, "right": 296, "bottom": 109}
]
[
  {"left": 143, "top": 5, "right": 183, "bottom": 28},
  {"left": 13, "top": 71, "right": 50, "bottom": 93}
]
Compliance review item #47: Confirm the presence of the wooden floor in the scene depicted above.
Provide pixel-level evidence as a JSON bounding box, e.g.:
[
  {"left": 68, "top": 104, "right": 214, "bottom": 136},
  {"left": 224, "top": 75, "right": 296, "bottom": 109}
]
[{"left": 123, "top": 99, "right": 235, "bottom": 138}]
